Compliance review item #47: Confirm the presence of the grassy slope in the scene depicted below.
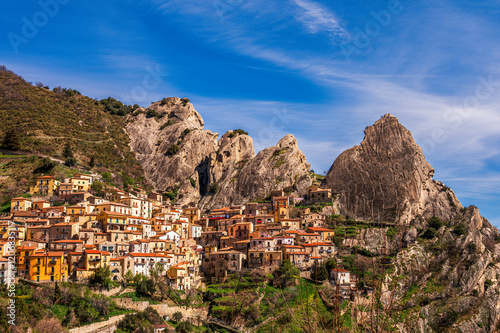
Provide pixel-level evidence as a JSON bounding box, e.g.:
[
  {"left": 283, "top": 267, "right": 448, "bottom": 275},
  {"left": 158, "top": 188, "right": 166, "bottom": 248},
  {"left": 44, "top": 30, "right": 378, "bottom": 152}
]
[{"left": 0, "top": 67, "right": 146, "bottom": 186}]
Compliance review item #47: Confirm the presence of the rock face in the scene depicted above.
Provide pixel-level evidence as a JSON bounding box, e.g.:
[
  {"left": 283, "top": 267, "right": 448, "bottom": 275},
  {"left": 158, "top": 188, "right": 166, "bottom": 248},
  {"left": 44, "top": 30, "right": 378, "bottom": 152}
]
[
  {"left": 202, "top": 134, "right": 313, "bottom": 209},
  {"left": 322, "top": 114, "right": 462, "bottom": 223},
  {"left": 126, "top": 98, "right": 218, "bottom": 205},
  {"left": 126, "top": 99, "right": 312, "bottom": 207}
]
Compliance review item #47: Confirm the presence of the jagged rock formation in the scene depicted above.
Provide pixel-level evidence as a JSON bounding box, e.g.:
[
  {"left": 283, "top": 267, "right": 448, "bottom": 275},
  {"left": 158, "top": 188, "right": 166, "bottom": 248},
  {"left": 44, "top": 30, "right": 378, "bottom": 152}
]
[
  {"left": 201, "top": 134, "right": 313, "bottom": 209},
  {"left": 322, "top": 114, "right": 462, "bottom": 224},
  {"left": 126, "top": 99, "right": 312, "bottom": 207},
  {"left": 126, "top": 98, "right": 218, "bottom": 205},
  {"left": 380, "top": 205, "right": 500, "bottom": 332}
]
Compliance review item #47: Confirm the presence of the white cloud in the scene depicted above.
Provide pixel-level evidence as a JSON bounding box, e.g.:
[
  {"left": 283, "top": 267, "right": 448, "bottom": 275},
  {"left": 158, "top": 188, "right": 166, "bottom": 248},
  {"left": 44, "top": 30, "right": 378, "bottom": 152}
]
[{"left": 290, "top": 0, "right": 346, "bottom": 36}]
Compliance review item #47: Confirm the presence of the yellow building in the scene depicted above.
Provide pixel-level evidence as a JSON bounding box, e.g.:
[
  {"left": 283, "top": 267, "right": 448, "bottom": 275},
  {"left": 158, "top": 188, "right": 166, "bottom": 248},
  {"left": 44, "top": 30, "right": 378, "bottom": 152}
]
[
  {"left": 306, "top": 227, "right": 335, "bottom": 241},
  {"left": 272, "top": 196, "right": 290, "bottom": 222},
  {"left": 69, "top": 177, "right": 90, "bottom": 192},
  {"left": 10, "top": 197, "right": 32, "bottom": 213},
  {"left": 98, "top": 211, "right": 129, "bottom": 232},
  {"left": 16, "top": 246, "right": 36, "bottom": 278},
  {"left": 30, "top": 175, "right": 60, "bottom": 196},
  {"left": 29, "top": 251, "right": 68, "bottom": 282}
]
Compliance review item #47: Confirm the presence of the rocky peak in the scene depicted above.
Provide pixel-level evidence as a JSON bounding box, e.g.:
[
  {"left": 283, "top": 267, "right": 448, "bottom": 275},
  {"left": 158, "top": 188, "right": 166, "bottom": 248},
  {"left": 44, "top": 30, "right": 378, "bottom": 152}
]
[
  {"left": 126, "top": 100, "right": 312, "bottom": 207},
  {"left": 322, "top": 114, "right": 462, "bottom": 223},
  {"left": 202, "top": 134, "right": 312, "bottom": 209}
]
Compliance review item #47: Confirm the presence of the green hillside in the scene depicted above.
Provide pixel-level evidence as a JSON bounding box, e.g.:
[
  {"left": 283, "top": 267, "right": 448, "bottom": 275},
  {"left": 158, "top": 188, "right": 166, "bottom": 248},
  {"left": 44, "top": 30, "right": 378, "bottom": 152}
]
[{"left": 0, "top": 66, "right": 146, "bottom": 188}]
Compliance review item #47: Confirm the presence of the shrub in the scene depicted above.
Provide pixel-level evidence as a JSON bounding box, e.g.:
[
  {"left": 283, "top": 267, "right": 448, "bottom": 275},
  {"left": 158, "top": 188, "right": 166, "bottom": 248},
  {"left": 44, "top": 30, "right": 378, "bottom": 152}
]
[
  {"left": 428, "top": 216, "right": 444, "bottom": 229},
  {"left": 1, "top": 128, "right": 22, "bottom": 151},
  {"left": 453, "top": 224, "right": 466, "bottom": 236},
  {"left": 34, "top": 158, "right": 57, "bottom": 173},
  {"left": 180, "top": 128, "right": 191, "bottom": 140},
  {"left": 181, "top": 97, "right": 190, "bottom": 106},
  {"left": 102, "top": 171, "right": 112, "bottom": 183},
  {"left": 165, "top": 191, "right": 177, "bottom": 201},
  {"left": 421, "top": 227, "right": 437, "bottom": 240},
  {"left": 189, "top": 177, "right": 196, "bottom": 188},
  {"left": 228, "top": 129, "right": 248, "bottom": 138},
  {"left": 89, "top": 267, "right": 112, "bottom": 290},
  {"left": 172, "top": 311, "right": 183, "bottom": 322},
  {"left": 167, "top": 144, "right": 180, "bottom": 156},
  {"left": 65, "top": 157, "right": 77, "bottom": 167},
  {"left": 386, "top": 227, "right": 397, "bottom": 241},
  {"left": 209, "top": 182, "right": 219, "bottom": 194},
  {"left": 160, "top": 98, "right": 169, "bottom": 105},
  {"left": 310, "top": 262, "right": 328, "bottom": 282}
]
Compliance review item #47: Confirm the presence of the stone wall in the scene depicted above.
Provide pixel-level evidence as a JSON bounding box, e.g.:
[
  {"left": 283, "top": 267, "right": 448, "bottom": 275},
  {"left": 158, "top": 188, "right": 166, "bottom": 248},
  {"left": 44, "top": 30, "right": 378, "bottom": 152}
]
[
  {"left": 151, "top": 304, "right": 208, "bottom": 323},
  {"left": 69, "top": 314, "right": 126, "bottom": 333},
  {"left": 113, "top": 298, "right": 149, "bottom": 311}
]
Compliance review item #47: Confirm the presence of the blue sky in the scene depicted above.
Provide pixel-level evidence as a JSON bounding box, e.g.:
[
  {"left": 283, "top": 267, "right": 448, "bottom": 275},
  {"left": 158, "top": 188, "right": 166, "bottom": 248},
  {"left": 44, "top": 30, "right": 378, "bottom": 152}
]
[{"left": 1, "top": 0, "right": 499, "bottom": 226}]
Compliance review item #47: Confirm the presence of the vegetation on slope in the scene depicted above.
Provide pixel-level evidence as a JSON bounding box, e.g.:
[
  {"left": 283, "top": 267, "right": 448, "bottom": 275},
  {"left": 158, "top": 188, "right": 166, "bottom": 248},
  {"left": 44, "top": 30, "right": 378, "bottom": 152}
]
[{"left": 0, "top": 66, "right": 146, "bottom": 187}]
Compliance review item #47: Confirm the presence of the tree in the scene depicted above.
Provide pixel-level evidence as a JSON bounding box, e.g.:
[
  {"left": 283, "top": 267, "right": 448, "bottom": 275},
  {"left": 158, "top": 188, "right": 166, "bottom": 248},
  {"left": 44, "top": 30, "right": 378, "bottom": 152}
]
[
  {"left": 65, "top": 157, "right": 77, "bottom": 167},
  {"left": 53, "top": 282, "right": 61, "bottom": 304},
  {"left": 89, "top": 155, "right": 96, "bottom": 168},
  {"left": 172, "top": 311, "right": 183, "bottom": 322},
  {"left": 89, "top": 266, "right": 112, "bottom": 290},
  {"left": 310, "top": 262, "right": 328, "bottom": 282},
  {"left": 91, "top": 181, "right": 104, "bottom": 197},
  {"left": 63, "top": 142, "right": 74, "bottom": 159},
  {"left": 176, "top": 320, "right": 193, "bottom": 333},
  {"left": 135, "top": 274, "right": 156, "bottom": 298},
  {"left": 2, "top": 128, "right": 22, "bottom": 151},
  {"left": 273, "top": 259, "right": 300, "bottom": 288},
  {"left": 102, "top": 171, "right": 112, "bottom": 183},
  {"left": 124, "top": 270, "right": 134, "bottom": 286}
]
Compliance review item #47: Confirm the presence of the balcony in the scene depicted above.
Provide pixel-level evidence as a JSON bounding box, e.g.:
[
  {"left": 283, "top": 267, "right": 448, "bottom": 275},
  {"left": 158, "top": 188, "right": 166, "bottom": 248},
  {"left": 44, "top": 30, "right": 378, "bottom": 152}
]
[
  {"left": 49, "top": 259, "right": 57, "bottom": 265},
  {"left": 90, "top": 258, "right": 101, "bottom": 262}
]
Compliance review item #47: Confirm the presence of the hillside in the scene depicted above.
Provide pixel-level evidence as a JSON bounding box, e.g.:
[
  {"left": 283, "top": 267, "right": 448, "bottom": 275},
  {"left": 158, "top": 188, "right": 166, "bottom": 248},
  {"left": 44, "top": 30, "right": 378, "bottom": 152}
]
[{"left": 0, "top": 66, "right": 146, "bottom": 188}]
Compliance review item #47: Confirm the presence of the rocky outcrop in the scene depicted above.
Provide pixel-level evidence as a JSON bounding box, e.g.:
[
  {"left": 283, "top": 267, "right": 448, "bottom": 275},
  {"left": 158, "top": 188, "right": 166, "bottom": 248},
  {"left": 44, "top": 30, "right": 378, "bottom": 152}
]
[
  {"left": 202, "top": 134, "right": 313, "bottom": 209},
  {"left": 126, "top": 97, "right": 218, "bottom": 205},
  {"left": 126, "top": 99, "right": 312, "bottom": 207},
  {"left": 322, "top": 114, "right": 462, "bottom": 224}
]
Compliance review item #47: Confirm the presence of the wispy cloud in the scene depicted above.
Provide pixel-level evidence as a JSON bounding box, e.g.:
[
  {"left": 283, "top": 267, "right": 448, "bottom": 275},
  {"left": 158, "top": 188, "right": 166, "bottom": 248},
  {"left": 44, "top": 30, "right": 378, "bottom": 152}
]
[{"left": 290, "top": 0, "right": 346, "bottom": 36}]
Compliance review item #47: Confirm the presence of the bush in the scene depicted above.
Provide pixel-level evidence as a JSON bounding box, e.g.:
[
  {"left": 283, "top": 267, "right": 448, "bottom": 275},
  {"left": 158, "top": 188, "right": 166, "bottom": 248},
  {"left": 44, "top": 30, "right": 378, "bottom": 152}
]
[
  {"left": 91, "top": 181, "right": 104, "bottom": 197},
  {"left": 65, "top": 157, "right": 77, "bottom": 167},
  {"left": 160, "top": 98, "right": 169, "bottom": 105},
  {"left": 181, "top": 97, "right": 190, "bottom": 106},
  {"left": 453, "top": 224, "right": 466, "bottom": 236},
  {"left": 180, "top": 128, "right": 191, "bottom": 140},
  {"left": 228, "top": 129, "right": 248, "bottom": 138},
  {"left": 209, "top": 183, "right": 219, "bottom": 194},
  {"left": 34, "top": 158, "right": 57, "bottom": 173},
  {"left": 122, "top": 172, "right": 135, "bottom": 189},
  {"left": 102, "top": 171, "right": 112, "bottom": 183},
  {"left": 176, "top": 320, "right": 193, "bottom": 333},
  {"left": 172, "top": 311, "right": 183, "bottom": 322},
  {"left": 89, "top": 267, "right": 112, "bottom": 290},
  {"left": 189, "top": 177, "right": 196, "bottom": 188},
  {"left": 428, "top": 216, "right": 444, "bottom": 229},
  {"left": 167, "top": 144, "right": 180, "bottom": 156},
  {"left": 1, "top": 128, "right": 22, "bottom": 151},
  {"left": 310, "top": 262, "right": 328, "bottom": 282},
  {"left": 421, "top": 228, "right": 438, "bottom": 240},
  {"left": 273, "top": 260, "right": 300, "bottom": 288},
  {"left": 165, "top": 191, "right": 177, "bottom": 201}
]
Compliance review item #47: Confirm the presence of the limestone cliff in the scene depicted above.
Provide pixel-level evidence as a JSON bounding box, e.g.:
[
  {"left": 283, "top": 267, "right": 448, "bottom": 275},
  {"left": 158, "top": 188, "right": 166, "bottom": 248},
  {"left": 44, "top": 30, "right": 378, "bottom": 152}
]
[
  {"left": 201, "top": 134, "right": 313, "bottom": 209},
  {"left": 322, "top": 114, "right": 462, "bottom": 224},
  {"left": 126, "top": 97, "right": 218, "bottom": 205},
  {"left": 126, "top": 99, "right": 312, "bottom": 207}
]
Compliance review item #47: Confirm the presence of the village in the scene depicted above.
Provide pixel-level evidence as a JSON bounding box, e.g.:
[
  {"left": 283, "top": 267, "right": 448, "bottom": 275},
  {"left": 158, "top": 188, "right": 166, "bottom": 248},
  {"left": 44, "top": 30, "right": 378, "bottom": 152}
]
[{"left": 1, "top": 173, "right": 355, "bottom": 294}]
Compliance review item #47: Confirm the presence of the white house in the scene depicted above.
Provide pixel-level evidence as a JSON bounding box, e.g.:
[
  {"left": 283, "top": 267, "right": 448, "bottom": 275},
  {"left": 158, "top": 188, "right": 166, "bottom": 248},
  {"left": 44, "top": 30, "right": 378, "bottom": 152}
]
[
  {"left": 128, "top": 253, "right": 173, "bottom": 277},
  {"left": 331, "top": 268, "right": 350, "bottom": 285}
]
